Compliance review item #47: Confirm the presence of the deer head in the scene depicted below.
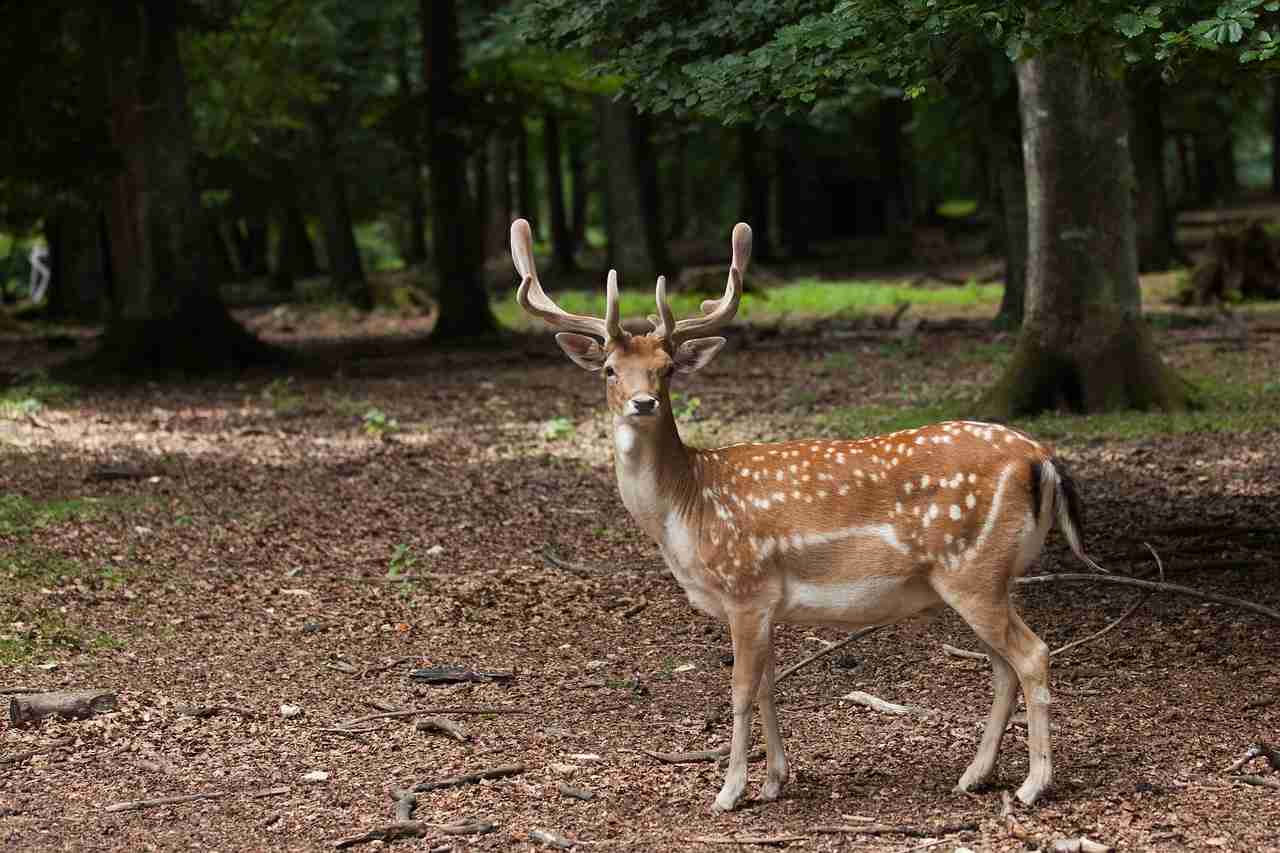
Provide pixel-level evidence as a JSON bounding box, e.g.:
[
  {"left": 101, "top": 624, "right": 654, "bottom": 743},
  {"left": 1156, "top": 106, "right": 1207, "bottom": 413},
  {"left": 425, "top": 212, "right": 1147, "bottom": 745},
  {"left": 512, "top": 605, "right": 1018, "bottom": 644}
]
[{"left": 511, "top": 218, "right": 751, "bottom": 421}]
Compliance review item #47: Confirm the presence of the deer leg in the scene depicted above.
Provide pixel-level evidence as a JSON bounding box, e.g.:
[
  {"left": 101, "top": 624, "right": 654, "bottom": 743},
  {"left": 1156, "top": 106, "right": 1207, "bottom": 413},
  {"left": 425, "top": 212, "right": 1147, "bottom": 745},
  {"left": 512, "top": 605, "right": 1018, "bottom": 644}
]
[
  {"left": 955, "top": 637, "right": 1019, "bottom": 792},
  {"left": 756, "top": 630, "right": 788, "bottom": 802},
  {"left": 713, "top": 608, "right": 771, "bottom": 813},
  {"left": 1004, "top": 610, "right": 1052, "bottom": 804}
]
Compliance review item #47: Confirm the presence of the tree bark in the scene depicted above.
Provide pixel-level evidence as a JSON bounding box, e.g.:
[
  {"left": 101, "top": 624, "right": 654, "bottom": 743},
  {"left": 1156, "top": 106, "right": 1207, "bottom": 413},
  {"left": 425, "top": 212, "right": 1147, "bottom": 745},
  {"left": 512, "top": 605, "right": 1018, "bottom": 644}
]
[
  {"left": 313, "top": 114, "right": 371, "bottom": 309},
  {"left": 45, "top": 204, "right": 109, "bottom": 323},
  {"left": 1128, "top": 70, "right": 1176, "bottom": 272},
  {"left": 738, "top": 125, "right": 774, "bottom": 262},
  {"left": 239, "top": 215, "right": 270, "bottom": 278},
  {"left": 96, "top": 0, "right": 270, "bottom": 372},
  {"left": 983, "top": 81, "right": 1027, "bottom": 329},
  {"left": 568, "top": 128, "right": 589, "bottom": 249},
  {"left": 596, "top": 95, "right": 671, "bottom": 279},
  {"left": 421, "top": 0, "right": 496, "bottom": 339},
  {"left": 514, "top": 113, "right": 535, "bottom": 227},
  {"left": 272, "top": 170, "right": 319, "bottom": 294},
  {"left": 485, "top": 130, "right": 511, "bottom": 260},
  {"left": 543, "top": 110, "right": 578, "bottom": 272},
  {"left": 1273, "top": 79, "right": 1280, "bottom": 196},
  {"left": 982, "top": 49, "right": 1187, "bottom": 416}
]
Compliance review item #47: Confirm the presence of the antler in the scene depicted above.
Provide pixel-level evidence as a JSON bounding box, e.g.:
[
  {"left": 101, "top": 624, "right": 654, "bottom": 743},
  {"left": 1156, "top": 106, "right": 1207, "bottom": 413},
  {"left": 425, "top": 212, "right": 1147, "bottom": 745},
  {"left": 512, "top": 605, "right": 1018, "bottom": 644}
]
[
  {"left": 512, "top": 219, "right": 622, "bottom": 342},
  {"left": 652, "top": 222, "right": 751, "bottom": 345}
]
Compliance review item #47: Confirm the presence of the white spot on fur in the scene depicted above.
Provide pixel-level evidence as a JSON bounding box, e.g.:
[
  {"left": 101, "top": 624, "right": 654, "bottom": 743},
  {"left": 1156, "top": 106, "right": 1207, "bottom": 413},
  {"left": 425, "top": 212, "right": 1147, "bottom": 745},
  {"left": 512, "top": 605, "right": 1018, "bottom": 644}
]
[{"left": 950, "top": 505, "right": 962, "bottom": 520}]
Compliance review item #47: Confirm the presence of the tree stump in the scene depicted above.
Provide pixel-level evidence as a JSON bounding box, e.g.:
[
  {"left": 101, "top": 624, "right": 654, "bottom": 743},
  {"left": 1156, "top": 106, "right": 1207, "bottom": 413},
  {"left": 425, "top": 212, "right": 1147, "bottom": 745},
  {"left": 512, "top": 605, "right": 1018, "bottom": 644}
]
[{"left": 9, "top": 690, "right": 117, "bottom": 726}]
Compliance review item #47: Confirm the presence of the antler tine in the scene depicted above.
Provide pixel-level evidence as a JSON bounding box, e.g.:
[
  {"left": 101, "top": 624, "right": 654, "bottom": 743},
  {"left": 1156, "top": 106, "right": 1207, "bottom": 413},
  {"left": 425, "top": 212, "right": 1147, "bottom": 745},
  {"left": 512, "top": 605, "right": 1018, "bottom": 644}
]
[
  {"left": 604, "top": 269, "right": 623, "bottom": 341},
  {"left": 670, "top": 222, "right": 751, "bottom": 341},
  {"left": 511, "top": 218, "right": 619, "bottom": 342},
  {"left": 652, "top": 275, "right": 676, "bottom": 344}
]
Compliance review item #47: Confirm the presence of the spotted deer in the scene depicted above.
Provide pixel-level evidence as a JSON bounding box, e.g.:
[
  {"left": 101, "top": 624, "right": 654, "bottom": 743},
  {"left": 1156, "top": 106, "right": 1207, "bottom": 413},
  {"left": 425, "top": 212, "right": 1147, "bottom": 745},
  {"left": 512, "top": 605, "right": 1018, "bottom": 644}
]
[{"left": 511, "top": 218, "right": 1104, "bottom": 811}]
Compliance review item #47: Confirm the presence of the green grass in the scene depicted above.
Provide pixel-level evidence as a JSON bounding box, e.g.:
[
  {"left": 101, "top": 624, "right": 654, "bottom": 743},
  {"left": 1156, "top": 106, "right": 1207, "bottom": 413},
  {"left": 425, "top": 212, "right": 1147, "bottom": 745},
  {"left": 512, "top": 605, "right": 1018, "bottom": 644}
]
[
  {"left": 493, "top": 278, "right": 1003, "bottom": 330},
  {"left": 820, "top": 374, "right": 1280, "bottom": 443},
  {"left": 0, "top": 494, "right": 116, "bottom": 537},
  {"left": 0, "top": 373, "right": 78, "bottom": 419}
]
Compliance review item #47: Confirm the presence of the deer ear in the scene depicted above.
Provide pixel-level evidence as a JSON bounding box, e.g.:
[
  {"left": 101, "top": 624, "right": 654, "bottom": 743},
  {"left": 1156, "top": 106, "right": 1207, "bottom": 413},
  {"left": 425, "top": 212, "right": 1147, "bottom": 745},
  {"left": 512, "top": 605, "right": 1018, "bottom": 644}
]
[
  {"left": 673, "top": 337, "right": 726, "bottom": 374},
  {"left": 555, "top": 332, "right": 607, "bottom": 371}
]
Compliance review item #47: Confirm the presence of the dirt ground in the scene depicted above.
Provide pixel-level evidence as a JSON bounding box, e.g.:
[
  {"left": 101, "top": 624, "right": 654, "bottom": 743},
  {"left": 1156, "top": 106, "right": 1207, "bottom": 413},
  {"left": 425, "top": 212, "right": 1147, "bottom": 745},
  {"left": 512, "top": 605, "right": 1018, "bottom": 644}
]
[{"left": 1, "top": 303, "right": 1278, "bottom": 852}]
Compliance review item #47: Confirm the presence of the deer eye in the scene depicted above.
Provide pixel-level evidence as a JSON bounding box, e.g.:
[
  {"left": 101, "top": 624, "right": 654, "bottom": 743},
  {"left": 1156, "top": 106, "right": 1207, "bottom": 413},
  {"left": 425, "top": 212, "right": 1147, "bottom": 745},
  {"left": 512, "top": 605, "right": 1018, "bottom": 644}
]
[{"left": 604, "top": 365, "right": 616, "bottom": 378}]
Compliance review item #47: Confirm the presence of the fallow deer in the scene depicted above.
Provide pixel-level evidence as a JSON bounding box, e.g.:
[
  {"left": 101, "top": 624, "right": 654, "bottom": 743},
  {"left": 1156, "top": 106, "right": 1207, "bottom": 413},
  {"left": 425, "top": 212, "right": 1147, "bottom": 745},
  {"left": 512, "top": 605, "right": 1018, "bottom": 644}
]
[{"left": 511, "top": 218, "right": 1104, "bottom": 811}]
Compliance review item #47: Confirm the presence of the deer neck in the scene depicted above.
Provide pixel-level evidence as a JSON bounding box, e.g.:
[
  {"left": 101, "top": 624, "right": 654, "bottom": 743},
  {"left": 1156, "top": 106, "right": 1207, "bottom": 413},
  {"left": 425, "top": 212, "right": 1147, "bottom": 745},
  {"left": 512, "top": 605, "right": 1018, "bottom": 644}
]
[{"left": 613, "top": 403, "right": 698, "bottom": 542}]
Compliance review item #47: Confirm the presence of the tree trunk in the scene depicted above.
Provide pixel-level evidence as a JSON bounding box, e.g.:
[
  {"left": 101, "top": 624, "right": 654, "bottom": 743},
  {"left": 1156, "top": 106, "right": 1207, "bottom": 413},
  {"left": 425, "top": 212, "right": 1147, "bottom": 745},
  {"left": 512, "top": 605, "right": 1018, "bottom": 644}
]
[
  {"left": 568, "top": 128, "right": 589, "bottom": 249},
  {"left": 981, "top": 49, "right": 1187, "bottom": 417},
  {"left": 206, "top": 220, "right": 239, "bottom": 284},
  {"left": 238, "top": 215, "right": 270, "bottom": 278},
  {"left": 485, "top": 131, "right": 511, "bottom": 260},
  {"left": 96, "top": 0, "right": 270, "bottom": 371},
  {"left": 1129, "top": 71, "right": 1176, "bottom": 272},
  {"left": 877, "top": 97, "right": 913, "bottom": 236},
  {"left": 596, "top": 95, "right": 671, "bottom": 279},
  {"left": 272, "top": 173, "right": 319, "bottom": 294},
  {"left": 314, "top": 116, "right": 371, "bottom": 309},
  {"left": 45, "top": 204, "right": 108, "bottom": 323},
  {"left": 777, "top": 124, "right": 818, "bottom": 258},
  {"left": 395, "top": 30, "right": 429, "bottom": 266},
  {"left": 1273, "top": 79, "right": 1280, "bottom": 197},
  {"left": 421, "top": 0, "right": 496, "bottom": 339},
  {"left": 983, "top": 83, "right": 1027, "bottom": 329},
  {"left": 738, "top": 125, "right": 774, "bottom": 262},
  {"left": 514, "top": 113, "right": 535, "bottom": 227},
  {"left": 543, "top": 110, "right": 577, "bottom": 272}
]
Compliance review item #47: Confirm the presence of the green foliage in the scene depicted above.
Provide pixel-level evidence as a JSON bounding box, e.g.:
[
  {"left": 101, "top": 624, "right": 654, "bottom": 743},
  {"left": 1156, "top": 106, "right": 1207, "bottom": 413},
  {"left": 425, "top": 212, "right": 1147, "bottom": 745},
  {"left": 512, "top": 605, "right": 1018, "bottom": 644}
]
[
  {"left": 670, "top": 392, "right": 702, "bottom": 420},
  {"left": 0, "top": 372, "right": 78, "bottom": 420},
  {"left": 541, "top": 416, "right": 575, "bottom": 439},
  {"left": 362, "top": 407, "right": 400, "bottom": 436},
  {"left": 387, "top": 543, "right": 417, "bottom": 579},
  {"left": 494, "top": 278, "right": 1000, "bottom": 330},
  {"left": 261, "top": 377, "right": 304, "bottom": 413}
]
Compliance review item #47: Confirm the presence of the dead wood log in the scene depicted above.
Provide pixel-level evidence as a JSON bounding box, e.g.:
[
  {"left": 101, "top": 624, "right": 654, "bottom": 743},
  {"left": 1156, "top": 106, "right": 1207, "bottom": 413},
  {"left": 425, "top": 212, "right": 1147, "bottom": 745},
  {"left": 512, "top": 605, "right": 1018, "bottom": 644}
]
[
  {"left": 840, "top": 691, "right": 928, "bottom": 716},
  {"left": 414, "top": 716, "right": 467, "bottom": 741},
  {"left": 104, "top": 785, "right": 289, "bottom": 813},
  {"left": 10, "top": 690, "right": 116, "bottom": 726},
  {"left": 409, "top": 764, "right": 526, "bottom": 793},
  {"left": 530, "top": 828, "right": 575, "bottom": 849},
  {"left": 557, "top": 782, "right": 596, "bottom": 801}
]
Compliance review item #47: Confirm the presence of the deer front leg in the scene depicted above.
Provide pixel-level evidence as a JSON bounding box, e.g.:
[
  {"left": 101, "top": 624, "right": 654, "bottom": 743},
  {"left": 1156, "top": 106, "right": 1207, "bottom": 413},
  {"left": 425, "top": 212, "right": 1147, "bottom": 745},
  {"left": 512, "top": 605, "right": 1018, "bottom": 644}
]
[
  {"left": 756, "top": 632, "right": 789, "bottom": 802},
  {"left": 713, "top": 608, "right": 771, "bottom": 813}
]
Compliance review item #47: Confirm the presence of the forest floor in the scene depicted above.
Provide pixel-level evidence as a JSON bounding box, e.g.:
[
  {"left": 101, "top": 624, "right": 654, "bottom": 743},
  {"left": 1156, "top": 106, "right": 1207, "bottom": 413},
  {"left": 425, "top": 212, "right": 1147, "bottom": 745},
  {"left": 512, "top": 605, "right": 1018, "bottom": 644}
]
[{"left": 1, "top": 285, "right": 1279, "bottom": 852}]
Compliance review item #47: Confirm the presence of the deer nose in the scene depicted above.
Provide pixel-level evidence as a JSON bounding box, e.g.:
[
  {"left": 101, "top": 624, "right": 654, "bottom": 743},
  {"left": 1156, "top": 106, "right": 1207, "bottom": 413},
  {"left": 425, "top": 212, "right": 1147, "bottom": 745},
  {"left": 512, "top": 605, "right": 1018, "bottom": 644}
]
[{"left": 630, "top": 395, "right": 658, "bottom": 416}]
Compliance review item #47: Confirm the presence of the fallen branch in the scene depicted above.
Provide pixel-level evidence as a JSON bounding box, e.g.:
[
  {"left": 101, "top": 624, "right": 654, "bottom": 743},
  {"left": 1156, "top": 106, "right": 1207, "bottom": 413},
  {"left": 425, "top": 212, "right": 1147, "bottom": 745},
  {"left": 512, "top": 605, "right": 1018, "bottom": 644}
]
[
  {"left": 389, "top": 790, "right": 417, "bottom": 822},
  {"left": 942, "top": 644, "right": 989, "bottom": 661},
  {"left": 1050, "top": 838, "right": 1115, "bottom": 853},
  {"left": 620, "top": 598, "right": 649, "bottom": 618},
  {"left": 1224, "top": 742, "right": 1280, "bottom": 773},
  {"left": 775, "top": 625, "right": 887, "bottom": 684},
  {"left": 683, "top": 834, "right": 808, "bottom": 846},
  {"left": 541, "top": 550, "right": 597, "bottom": 578},
  {"left": 328, "top": 706, "right": 532, "bottom": 730},
  {"left": 812, "top": 821, "right": 978, "bottom": 838},
  {"left": 840, "top": 691, "right": 928, "bottom": 716},
  {"left": 1243, "top": 696, "right": 1276, "bottom": 711},
  {"left": 105, "top": 785, "right": 289, "bottom": 813},
  {"left": 333, "top": 820, "right": 494, "bottom": 849},
  {"left": 1051, "top": 589, "right": 1152, "bottom": 657},
  {"left": 530, "top": 828, "right": 575, "bottom": 849},
  {"left": 410, "top": 764, "right": 526, "bottom": 793},
  {"left": 10, "top": 690, "right": 117, "bottom": 726},
  {"left": 641, "top": 746, "right": 765, "bottom": 765},
  {"left": 557, "top": 783, "right": 596, "bottom": 801},
  {"left": 1013, "top": 573, "right": 1280, "bottom": 622},
  {"left": 1236, "top": 775, "right": 1280, "bottom": 790},
  {"left": 414, "top": 716, "right": 467, "bottom": 741}
]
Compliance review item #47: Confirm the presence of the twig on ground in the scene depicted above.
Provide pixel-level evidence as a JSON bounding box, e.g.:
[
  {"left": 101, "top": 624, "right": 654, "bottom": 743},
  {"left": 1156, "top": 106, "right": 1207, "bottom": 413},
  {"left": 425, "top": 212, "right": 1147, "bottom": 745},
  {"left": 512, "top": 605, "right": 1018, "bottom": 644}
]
[
  {"left": 541, "top": 549, "right": 597, "bottom": 578},
  {"left": 414, "top": 716, "right": 467, "bottom": 741},
  {"left": 328, "top": 706, "right": 532, "bottom": 731},
  {"left": 1236, "top": 775, "right": 1280, "bottom": 790},
  {"left": 1243, "top": 697, "right": 1277, "bottom": 711},
  {"left": 1050, "top": 838, "right": 1115, "bottom": 853},
  {"left": 104, "top": 785, "right": 290, "bottom": 813},
  {"left": 642, "top": 746, "right": 726, "bottom": 764},
  {"left": 1051, "top": 590, "right": 1151, "bottom": 657},
  {"left": 176, "top": 704, "right": 260, "bottom": 720},
  {"left": 1013, "top": 573, "right": 1280, "bottom": 622},
  {"left": 325, "top": 662, "right": 360, "bottom": 674},
  {"left": 775, "top": 625, "right": 887, "bottom": 684},
  {"left": 840, "top": 691, "right": 929, "bottom": 716},
  {"left": 683, "top": 834, "right": 807, "bottom": 846},
  {"left": 389, "top": 789, "right": 417, "bottom": 822},
  {"left": 409, "top": 764, "right": 526, "bottom": 793},
  {"left": 361, "top": 656, "right": 413, "bottom": 678},
  {"left": 811, "top": 821, "right": 978, "bottom": 838},
  {"left": 1224, "top": 742, "right": 1280, "bottom": 773},
  {"left": 942, "top": 644, "right": 990, "bottom": 661},
  {"left": 620, "top": 598, "right": 648, "bottom": 618},
  {"left": 333, "top": 819, "right": 495, "bottom": 848}
]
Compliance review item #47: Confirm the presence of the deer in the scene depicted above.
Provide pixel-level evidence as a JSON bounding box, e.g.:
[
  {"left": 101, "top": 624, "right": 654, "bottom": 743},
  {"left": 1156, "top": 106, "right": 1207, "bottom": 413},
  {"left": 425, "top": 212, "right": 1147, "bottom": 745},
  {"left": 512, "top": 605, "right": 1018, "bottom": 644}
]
[{"left": 510, "top": 218, "right": 1105, "bottom": 812}]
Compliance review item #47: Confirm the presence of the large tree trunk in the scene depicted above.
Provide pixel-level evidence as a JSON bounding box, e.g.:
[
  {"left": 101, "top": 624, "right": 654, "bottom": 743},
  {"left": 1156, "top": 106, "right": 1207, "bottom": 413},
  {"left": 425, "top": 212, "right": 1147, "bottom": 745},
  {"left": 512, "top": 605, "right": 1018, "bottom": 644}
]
[
  {"left": 568, "top": 128, "right": 589, "bottom": 249},
  {"left": 484, "top": 131, "right": 511, "bottom": 260},
  {"left": 983, "top": 82, "right": 1028, "bottom": 329},
  {"left": 514, "top": 113, "right": 535, "bottom": 227},
  {"left": 96, "top": 0, "right": 269, "bottom": 371},
  {"left": 1129, "top": 70, "right": 1176, "bottom": 272},
  {"left": 421, "top": 0, "right": 496, "bottom": 339},
  {"left": 596, "top": 95, "right": 671, "bottom": 279},
  {"left": 45, "top": 204, "right": 109, "bottom": 323},
  {"left": 543, "top": 110, "right": 578, "bottom": 272},
  {"left": 738, "top": 125, "right": 774, "bottom": 262},
  {"left": 272, "top": 170, "right": 320, "bottom": 294},
  {"left": 982, "top": 49, "right": 1187, "bottom": 416},
  {"left": 314, "top": 116, "right": 371, "bottom": 309},
  {"left": 236, "top": 215, "right": 270, "bottom": 278}
]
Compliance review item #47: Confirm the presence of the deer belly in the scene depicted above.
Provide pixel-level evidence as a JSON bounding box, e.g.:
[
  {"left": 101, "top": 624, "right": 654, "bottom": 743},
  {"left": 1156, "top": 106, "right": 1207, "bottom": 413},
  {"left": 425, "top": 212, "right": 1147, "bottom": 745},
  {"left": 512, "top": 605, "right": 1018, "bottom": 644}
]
[{"left": 777, "top": 575, "right": 936, "bottom": 627}]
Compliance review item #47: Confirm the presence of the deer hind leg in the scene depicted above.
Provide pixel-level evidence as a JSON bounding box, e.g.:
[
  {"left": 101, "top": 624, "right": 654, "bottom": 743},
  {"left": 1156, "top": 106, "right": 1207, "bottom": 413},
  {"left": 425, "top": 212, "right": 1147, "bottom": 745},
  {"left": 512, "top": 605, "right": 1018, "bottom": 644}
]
[
  {"left": 756, "top": 631, "right": 789, "bottom": 801},
  {"left": 713, "top": 607, "right": 772, "bottom": 813},
  {"left": 955, "top": 637, "right": 1019, "bottom": 792},
  {"left": 936, "top": 581, "right": 1052, "bottom": 805}
]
